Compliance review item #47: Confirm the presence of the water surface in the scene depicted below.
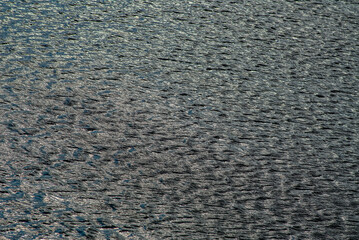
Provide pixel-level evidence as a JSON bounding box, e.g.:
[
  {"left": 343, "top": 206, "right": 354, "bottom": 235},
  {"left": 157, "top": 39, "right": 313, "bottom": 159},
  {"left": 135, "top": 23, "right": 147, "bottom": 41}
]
[{"left": 0, "top": 0, "right": 358, "bottom": 239}]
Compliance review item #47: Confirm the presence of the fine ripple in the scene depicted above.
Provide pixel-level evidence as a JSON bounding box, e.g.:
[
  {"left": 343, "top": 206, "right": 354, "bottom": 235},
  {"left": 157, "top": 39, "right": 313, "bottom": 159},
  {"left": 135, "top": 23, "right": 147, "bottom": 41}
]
[{"left": 0, "top": 0, "right": 358, "bottom": 239}]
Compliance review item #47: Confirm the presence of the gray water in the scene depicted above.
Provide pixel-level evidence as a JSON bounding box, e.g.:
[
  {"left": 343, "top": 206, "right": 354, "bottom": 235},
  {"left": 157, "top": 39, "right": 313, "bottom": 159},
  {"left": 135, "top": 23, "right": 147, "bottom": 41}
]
[{"left": 1, "top": 0, "right": 358, "bottom": 239}]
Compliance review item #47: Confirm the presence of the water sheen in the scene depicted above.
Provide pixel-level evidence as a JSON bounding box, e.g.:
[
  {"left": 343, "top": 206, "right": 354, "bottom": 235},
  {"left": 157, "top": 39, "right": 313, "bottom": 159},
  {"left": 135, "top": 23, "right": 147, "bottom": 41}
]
[{"left": 0, "top": 0, "right": 358, "bottom": 239}]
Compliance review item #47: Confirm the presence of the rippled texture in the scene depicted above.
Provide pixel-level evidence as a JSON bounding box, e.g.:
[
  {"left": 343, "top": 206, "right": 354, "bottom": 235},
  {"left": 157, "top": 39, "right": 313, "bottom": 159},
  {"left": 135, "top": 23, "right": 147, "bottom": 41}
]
[{"left": 1, "top": 0, "right": 358, "bottom": 239}]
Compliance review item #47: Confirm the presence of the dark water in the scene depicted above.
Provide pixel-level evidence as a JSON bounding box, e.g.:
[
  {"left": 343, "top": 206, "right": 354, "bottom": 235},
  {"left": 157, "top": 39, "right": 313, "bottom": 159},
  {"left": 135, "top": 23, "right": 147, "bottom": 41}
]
[{"left": 1, "top": 0, "right": 358, "bottom": 239}]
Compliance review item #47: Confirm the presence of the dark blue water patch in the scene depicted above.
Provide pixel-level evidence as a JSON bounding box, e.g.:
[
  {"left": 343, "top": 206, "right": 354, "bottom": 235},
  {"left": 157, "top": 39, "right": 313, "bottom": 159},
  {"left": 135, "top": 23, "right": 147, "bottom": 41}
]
[
  {"left": 33, "top": 191, "right": 46, "bottom": 209},
  {"left": 4, "top": 120, "right": 16, "bottom": 132},
  {"left": 87, "top": 161, "right": 95, "bottom": 167},
  {"left": 28, "top": 76, "right": 39, "bottom": 83},
  {"left": 76, "top": 226, "right": 87, "bottom": 237},
  {"left": 188, "top": 109, "right": 193, "bottom": 115},
  {"left": 54, "top": 228, "right": 66, "bottom": 239},
  {"left": 73, "top": 148, "right": 83, "bottom": 159},
  {"left": 57, "top": 152, "right": 67, "bottom": 161},
  {"left": 46, "top": 51, "right": 53, "bottom": 58},
  {"left": 2, "top": 86, "right": 16, "bottom": 96},
  {"left": 45, "top": 107, "right": 53, "bottom": 114},
  {"left": 63, "top": 98, "right": 75, "bottom": 106},
  {"left": 8, "top": 103, "right": 20, "bottom": 110},
  {"left": 112, "top": 151, "right": 122, "bottom": 165},
  {"left": 97, "top": 218, "right": 105, "bottom": 226},
  {"left": 52, "top": 208, "right": 66, "bottom": 218},
  {"left": 55, "top": 50, "right": 66, "bottom": 56},
  {"left": 128, "top": 147, "right": 136, "bottom": 152},
  {"left": 9, "top": 179, "right": 20, "bottom": 187},
  {"left": 128, "top": 27, "right": 138, "bottom": 33},
  {"left": 57, "top": 149, "right": 68, "bottom": 161},
  {"left": 6, "top": 230, "right": 26, "bottom": 240},
  {"left": 1, "top": 77, "right": 16, "bottom": 83},
  {"left": 46, "top": 80, "right": 57, "bottom": 89},
  {"left": 57, "top": 114, "right": 68, "bottom": 119},
  {"left": 0, "top": 191, "right": 24, "bottom": 202},
  {"left": 20, "top": 55, "right": 33, "bottom": 62},
  {"left": 21, "top": 145, "right": 30, "bottom": 152},
  {"left": 0, "top": 222, "right": 15, "bottom": 233},
  {"left": 39, "top": 61, "right": 52, "bottom": 69},
  {"left": 40, "top": 171, "right": 52, "bottom": 179},
  {"left": 62, "top": 201, "right": 73, "bottom": 211},
  {"left": 97, "top": 90, "right": 112, "bottom": 96},
  {"left": 93, "top": 145, "right": 108, "bottom": 152},
  {"left": 113, "top": 150, "right": 122, "bottom": 157},
  {"left": 26, "top": 220, "right": 46, "bottom": 231},
  {"left": 36, "top": 115, "right": 47, "bottom": 124},
  {"left": 83, "top": 109, "right": 91, "bottom": 115},
  {"left": 90, "top": 130, "right": 103, "bottom": 135},
  {"left": 105, "top": 111, "right": 115, "bottom": 117},
  {"left": 103, "top": 229, "right": 119, "bottom": 240},
  {"left": 4, "top": 160, "right": 17, "bottom": 173},
  {"left": 25, "top": 47, "right": 35, "bottom": 55},
  {"left": 140, "top": 203, "right": 146, "bottom": 209},
  {"left": 55, "top": 227, "right": 65, "bottom": 234},
  {"left": 93, "top": 155, "right": 101, "bottom": 160},
  {"left": 76, "top": 216, "right": 86, "bottom": 222}
]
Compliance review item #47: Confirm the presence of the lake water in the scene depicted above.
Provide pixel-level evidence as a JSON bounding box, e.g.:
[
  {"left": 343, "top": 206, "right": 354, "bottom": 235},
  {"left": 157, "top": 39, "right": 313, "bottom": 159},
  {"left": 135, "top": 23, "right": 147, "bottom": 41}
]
[{"left": 0, "top": 0, "right": 358, "bottom": 239}]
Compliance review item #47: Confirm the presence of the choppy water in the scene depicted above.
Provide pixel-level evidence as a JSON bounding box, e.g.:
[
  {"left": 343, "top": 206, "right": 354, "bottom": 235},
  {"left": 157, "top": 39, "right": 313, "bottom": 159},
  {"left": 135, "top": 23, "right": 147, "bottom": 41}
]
[{"left": 1, "top": 0, "right": 358, "bottom": 239}]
